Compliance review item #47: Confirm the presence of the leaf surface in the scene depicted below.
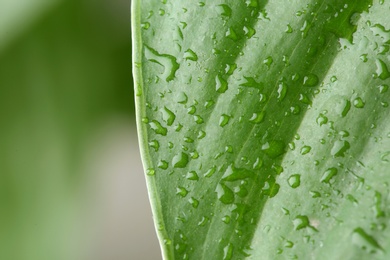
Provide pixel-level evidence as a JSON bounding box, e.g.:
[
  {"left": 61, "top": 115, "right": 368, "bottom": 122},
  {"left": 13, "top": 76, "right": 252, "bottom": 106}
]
[{"left": 132, "top": 0, "right": 390, "bottom": 259}]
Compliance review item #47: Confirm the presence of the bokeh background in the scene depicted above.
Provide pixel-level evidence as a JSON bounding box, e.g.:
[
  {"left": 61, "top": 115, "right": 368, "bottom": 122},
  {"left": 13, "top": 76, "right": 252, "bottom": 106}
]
[{"left": 0, "top": 0, "right": 160, "bottom": 259}]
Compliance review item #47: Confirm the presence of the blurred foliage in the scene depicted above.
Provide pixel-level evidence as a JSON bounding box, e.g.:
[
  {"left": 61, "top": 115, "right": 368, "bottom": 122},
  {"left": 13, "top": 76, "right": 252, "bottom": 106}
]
[{"left": 0, "top": 0, "right": 133, "bottom": 259}]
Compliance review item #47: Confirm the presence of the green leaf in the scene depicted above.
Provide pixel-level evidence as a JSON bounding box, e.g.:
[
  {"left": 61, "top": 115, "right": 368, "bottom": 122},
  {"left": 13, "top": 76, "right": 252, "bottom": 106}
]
[{"left": 132, "top": 0, "right": 390, "bottom": 259}]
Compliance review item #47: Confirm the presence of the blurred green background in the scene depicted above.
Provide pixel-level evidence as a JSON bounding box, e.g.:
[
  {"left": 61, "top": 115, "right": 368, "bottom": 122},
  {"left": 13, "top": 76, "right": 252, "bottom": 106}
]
[{"left": 0, "top": 0, "right": 159, "bottom": 259}]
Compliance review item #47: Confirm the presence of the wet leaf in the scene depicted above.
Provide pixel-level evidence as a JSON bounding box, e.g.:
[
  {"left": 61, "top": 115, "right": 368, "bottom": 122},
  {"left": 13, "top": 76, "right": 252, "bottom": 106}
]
[{"left": 132, "top": 0, "right": 390, "bottom": 259}]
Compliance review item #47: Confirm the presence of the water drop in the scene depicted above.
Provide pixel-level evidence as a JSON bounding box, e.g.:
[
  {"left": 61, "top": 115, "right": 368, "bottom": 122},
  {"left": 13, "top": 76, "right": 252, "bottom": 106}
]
[
  {"left": 204, "top": 166, "right": 217, "bottom": 177},
  {"left": 303, "top": 73, "right": 319, "bottom": 87},
  {"left": 149, "top": 140, "right": 160, "bottom": 151},
  {"left": 249, "top": 111, "right": 265, "bottom": 124},
  {"left": 176, "top": 187, "right": 188, "bottom": 197},
  {"left": 321, "top": 168, "right": 338, "bottom": 184},
  {"left": 158, "top": 160, "right": 169, "bottom": 170},
  {"left": 219, "top": 114, "right": 231, "bottom": 127},
  {"left": 277, "top": 82, "right": 287, "bottom": 101},
  {"left": 162, "top": 107, "right": 176, "bottom": 126},
  {"left": 285, "top": 24, "right": 293, "bottom": 33},
  {"left": 300, "top": 146, "right": 311, "bottom": 155},
  {"left": 288, "top": 174, "right": 301, "bottom": 188},
  {"left": 341, "top": 100, "right": 351, "bottom": 117},
  {"left": 189, "top": 197, "right": 199, "bottom": 208},
  {"left": 146, "top": 168, "right": 155, "bottom": 176},
  {"left": 149, "top": 120, "right": 167, "bottom": 136},
  {"left": 218, "top": 4, "right": 232, "bottom": 18},
  {"left": 186, "top": 171, "right": 199, "bottom": 181},
  {"left": 293, "top": 215, "right": 310, "bottom": 230},
  {"left": 216, "top": 74, "right": 228, "bottom": 93},
  {"left": 226, "top": 27, "right": 238, "bottom": 41},
  {"left": 376, "top": 59, "right": 390, "bottom": 80},
  {"left": 263, "top": 56, "right": 273, "bottom": 68},
  {"left": 352, "top": 227, "right": 383, "bottom": 253},
  {"left": 316, "top": 113, "right": 328, "bottom": 126},
  {"left": 353, "top": 97, "right": 365, "bottom": 108},
  {"left": 223, "top": 243, "right": 234, "bottom": 260},
  {"left": 184, "top": 49, "right": 198, "bottom": 61},
  {"left": 244, "top": 25, "right": 256, "bottom": 38},
  {"left": 222, "top": 215, "right": 231, "bottom": 224},
  {"left": 378, "top": 84, "right": 389, "bottom": 94},
  {"left": 194, "top": 115, "right": 204, "bottom": 124},
  {"left": 216, "top": 183, "right": 235, "bottom": 204},
  {"left": 144, "top": 45, "right": 179, "bottom": 82},
  {"left": 331, "top": 140, "right": 350, "bottom": 157},
  {"left": 262, "top": 140, "right": 286, "bottom": 159},
  {"left": 187, "top": 105, "right": 196, "bottom": 115},
  {"left": 172, "top": 152, "right": 189, "bottom": 168}
]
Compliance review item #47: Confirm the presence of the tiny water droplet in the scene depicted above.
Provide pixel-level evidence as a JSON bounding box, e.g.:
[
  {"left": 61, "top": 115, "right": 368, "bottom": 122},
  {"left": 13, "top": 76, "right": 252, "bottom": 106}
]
[
  {"left": 186, "top": 171, "right": 199, "bottom": 181},
  {"left": 353, "top": 97, "right": 365, "bottom": 108},
  {"left": 223, "top": 243, "right": 234, "bottom": 260},
  {"left": 277, "top": 82, "right": 287, "bottom": 101},
  {"left": 331, "top": 140, "right": 350, "bottom": 157},
  {"left": 144, "top": 45, "right": 179, "bottom": 82},
  {"left": 146, "top": 168, "right": 155, "bottom": 176},
  {"left": 189, "top": 197, "right": 199, "bottom": 208},
  {"left": 341, "top": 99, "right": 351, "bottom": 117},
  {"left": 222, "top": 215, "right": 231, "bottom": 224},
  {"left": 149, "top": 120, "right": 167, "bottom": 136},
  {"left": 352, "top": 227, "right": 383, "bottom": 253},
  {"left": 321, "top": 168, "right": 338, "bottom": 184},
  {"left": 172, "top": 152, "right": 189, "bottom": 168},
  {"left": 300, "top": 146, "right": 311, "bottom": 155},
  {"left": 263, "top": 56, "right": 273, "bottom": 68},
  {"left": 293, "top": 215, "right": 310, "bottom": 230},
  {"left": 149, "top": 140, "right": 160, "bottom": 151},
  {"left": 303, "top": 73, "right": 319, "bottom": 87},
  {"left": 262, "top": 140, "right": 286, "bottom": 159},
  {"left": 162, "top": 107, "right": 176, "bottom": 126},
  {"left": 187, "top": 105, "right": 196, "bottom": 115},
  {"left": 249, "top": 111, "right": 265, "bottom": 124},
  {"left": 184, "top": 49, "right": 198, "bottom": 61},
  {"left": 218, "top": 4, "right": 232, "bottom": 18},
  {"left": 375, "top": 59, "right": 390, "bottom": 80},
  {"left": 158, "top": 160, "right": 169, "bottom": 169},
  {"left": 216, "top": 74, "right": 228, "bottom": 93},
  {"left": 216, "top": 183, "right": 235, "bottom": 204},
  {"left": 194, "top": 115, "right": 204, "bottom": 124},
  {"left": 226, "top": 27, "right": 238, "bottom": 41},
  {"left": 316, "top": 113, "right": 328, "bottom": 126},
  {"left": 204, "top": 166, "right": 217, "bottom": 177},
  {"left": 288, "top": 174, "right": 301, "bottom": 188},
  {"left": 219, "top": 114, "right": 231, "bottom": 127},
  {"left": 244, "top": 25, "right": 256, "bottom": 38},
  {"left": 176, "top": 187, "right": 188, "bottom": 197}
]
